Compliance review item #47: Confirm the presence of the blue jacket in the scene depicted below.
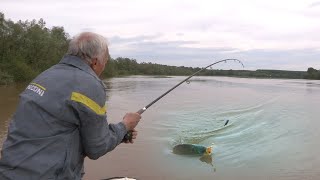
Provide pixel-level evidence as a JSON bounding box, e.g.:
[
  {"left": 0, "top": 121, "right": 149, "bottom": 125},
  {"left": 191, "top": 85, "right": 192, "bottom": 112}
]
[{"left": 0, "top": 55, "right": 127, "bottom": 179}]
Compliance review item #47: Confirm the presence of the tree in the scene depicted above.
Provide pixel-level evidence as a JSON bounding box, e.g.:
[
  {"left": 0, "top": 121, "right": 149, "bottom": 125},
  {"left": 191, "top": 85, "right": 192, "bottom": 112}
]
[
  {"left": 306, "top": 67, "right": 319, "bottom": 79},
  {"left": 0, "top": 12, "right": 69, "bottom": 84}
]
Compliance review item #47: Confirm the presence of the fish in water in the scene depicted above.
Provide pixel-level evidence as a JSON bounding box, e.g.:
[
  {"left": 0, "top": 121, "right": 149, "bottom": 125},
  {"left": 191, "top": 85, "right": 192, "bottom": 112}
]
[
  {"left": 173, "top": 143, "right": 214, "bottom": 156},
  {"left": 102, "top": 177, "right": 136, "bottom": 180}
]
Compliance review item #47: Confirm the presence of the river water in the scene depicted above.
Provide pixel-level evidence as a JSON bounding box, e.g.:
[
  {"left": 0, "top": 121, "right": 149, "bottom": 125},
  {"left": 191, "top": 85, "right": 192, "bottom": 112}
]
[{"left": 0, "top": 76, "right": 319, "bottom": 180}]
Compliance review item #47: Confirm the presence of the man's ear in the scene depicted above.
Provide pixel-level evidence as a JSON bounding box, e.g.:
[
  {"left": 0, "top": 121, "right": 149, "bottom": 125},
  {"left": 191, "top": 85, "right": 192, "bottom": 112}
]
[
  {"left": 89, "top": 58, "right": 98, "bottom": 70},
  {"left": 92, "top": 58, "right": 98, "bottom": 65}
]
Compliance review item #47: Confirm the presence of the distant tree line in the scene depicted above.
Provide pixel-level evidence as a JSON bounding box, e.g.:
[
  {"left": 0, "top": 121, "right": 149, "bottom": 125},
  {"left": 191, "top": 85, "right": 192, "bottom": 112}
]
[
  {"left": 103, "top": 58, "right": 312, "bottom": 79},
  {"left": 0, "top": 12, "right": 319, "bottom": 85}
]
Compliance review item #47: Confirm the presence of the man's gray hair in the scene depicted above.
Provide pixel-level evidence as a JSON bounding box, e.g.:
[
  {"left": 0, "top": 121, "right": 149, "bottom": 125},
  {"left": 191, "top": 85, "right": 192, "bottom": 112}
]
[{"left": 67, "top": 32, "right": 109, "bottom": 63}]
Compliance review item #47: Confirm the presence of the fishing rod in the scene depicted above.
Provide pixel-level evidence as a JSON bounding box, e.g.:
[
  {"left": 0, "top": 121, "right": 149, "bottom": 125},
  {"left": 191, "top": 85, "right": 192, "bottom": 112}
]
[{"left": 124, "top": 59, "right": 244, "bottom": 141}]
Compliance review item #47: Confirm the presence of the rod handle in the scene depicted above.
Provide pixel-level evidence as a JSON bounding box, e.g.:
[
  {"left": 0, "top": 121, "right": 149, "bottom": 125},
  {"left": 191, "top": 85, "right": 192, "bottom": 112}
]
[
  {"left": 137, "top": 107, "right": 146, "bottom": 115},
  {"left": 123, "top": 130, "right": 133, "bottom": 142}
]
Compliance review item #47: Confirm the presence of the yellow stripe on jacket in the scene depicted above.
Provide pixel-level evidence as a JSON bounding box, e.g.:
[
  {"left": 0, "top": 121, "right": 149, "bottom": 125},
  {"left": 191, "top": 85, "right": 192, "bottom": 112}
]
[{"left": 71, "top": 92, "right": 106, "bottom": 115}]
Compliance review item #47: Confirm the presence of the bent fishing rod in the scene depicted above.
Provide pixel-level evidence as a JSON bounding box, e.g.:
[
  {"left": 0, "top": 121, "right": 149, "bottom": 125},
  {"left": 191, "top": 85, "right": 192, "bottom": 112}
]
[{"left": 124, "top": 58, "right": 244, "bottom": 140}]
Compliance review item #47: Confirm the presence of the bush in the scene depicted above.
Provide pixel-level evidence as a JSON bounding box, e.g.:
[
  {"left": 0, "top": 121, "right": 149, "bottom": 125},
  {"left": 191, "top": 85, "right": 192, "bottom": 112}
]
[{"left": 0, "top": 70, "right": 14, "bottom": 85}]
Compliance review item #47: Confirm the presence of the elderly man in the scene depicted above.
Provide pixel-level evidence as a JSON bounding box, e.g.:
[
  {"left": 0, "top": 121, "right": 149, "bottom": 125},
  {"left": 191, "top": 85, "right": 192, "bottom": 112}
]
[{"left": 0, "top": 32, "right": 141, "bottom": 179}]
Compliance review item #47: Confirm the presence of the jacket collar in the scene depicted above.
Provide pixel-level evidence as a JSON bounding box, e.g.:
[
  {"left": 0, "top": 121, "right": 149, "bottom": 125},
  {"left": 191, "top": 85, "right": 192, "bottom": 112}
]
[{"left": 59, "top": 55, "right": 101, "bottom": 81}]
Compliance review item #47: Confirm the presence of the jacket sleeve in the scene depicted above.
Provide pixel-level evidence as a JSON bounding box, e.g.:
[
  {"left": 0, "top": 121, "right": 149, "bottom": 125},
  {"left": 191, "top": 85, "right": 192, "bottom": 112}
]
[{"left": 69, "top": 91, "right": 127, "bottom": 160}]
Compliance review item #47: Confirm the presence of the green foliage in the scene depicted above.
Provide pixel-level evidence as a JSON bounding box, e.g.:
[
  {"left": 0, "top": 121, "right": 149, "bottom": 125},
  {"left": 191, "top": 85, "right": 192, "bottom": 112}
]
[
  {"left": 0, "top": 12, "right": 69, "bottom": 83},
  {"left": 102, "top": 58, "right": 196, "bottom": 77},
  {"left": 254, "top": 69, "right": 306, "bottom": 79},
  {"left": 305, "top": 67, "right": 320, "bottom": 79},
  {"left": 8, "top": 59, "right": 38, "bottom": 81}
]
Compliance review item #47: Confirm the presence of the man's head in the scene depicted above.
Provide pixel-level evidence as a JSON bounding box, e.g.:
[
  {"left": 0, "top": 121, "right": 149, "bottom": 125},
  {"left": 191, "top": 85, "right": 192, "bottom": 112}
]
[{"left": 67, "top": 32, "right": 109, "bottom": 76}]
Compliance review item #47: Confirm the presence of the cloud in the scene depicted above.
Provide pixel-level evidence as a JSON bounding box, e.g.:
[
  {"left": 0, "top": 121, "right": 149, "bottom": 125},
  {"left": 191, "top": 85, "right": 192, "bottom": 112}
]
[
  {"left": 309, "top": 1, "right": 320, "bottom": 7},
  {"left": 1, "top": 0, "right": 319, "bottom": 70},
  {"left": 109, "top": 35, "right": 236, "bottom": 55},
  {"left": 109, "top": 34, "right": 163, "bottom": 44},
  {"left": 109, "top": 35, "right": 320, "bottom": 70}
]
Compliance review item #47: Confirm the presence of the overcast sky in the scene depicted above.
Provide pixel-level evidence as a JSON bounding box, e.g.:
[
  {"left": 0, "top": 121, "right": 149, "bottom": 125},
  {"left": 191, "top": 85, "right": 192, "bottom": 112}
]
[{"left": 1, "top": 0, "right": 320, "bottom": 70}]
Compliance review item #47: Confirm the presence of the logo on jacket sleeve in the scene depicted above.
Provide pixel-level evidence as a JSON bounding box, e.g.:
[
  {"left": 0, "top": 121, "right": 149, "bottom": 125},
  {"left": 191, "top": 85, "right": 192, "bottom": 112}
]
[{"left": 26, "top": 83, "right": 46, "bottom": 96}]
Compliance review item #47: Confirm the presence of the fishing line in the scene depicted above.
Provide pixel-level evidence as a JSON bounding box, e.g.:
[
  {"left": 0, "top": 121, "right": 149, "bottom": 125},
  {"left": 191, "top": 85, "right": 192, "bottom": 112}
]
[{"left": 124, "top": 59, "right": 244, "bottom": 141}]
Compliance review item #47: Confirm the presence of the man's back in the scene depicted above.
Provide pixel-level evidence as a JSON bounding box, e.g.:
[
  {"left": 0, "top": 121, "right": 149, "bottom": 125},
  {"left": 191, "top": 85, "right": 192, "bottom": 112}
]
[
  {"left": 0, "top": 55, "right": 108, "bottom": 179},
  {"left": 0, "top": 32, "right": 141, "bottom": 180}
]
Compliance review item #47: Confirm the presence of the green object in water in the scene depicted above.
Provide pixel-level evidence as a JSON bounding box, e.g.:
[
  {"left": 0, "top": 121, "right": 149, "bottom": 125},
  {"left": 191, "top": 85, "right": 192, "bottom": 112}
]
[{"left": 173, "top": 143, "right": 214, "bottom": 155}]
